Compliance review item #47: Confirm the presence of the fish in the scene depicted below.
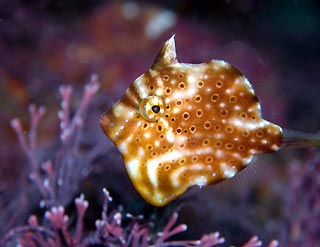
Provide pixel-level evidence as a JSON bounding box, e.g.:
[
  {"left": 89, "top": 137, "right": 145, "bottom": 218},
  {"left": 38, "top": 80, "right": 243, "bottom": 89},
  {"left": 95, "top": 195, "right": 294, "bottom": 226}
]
[{"left": 100, "top": 35, "right": 320, "bottom": 207}]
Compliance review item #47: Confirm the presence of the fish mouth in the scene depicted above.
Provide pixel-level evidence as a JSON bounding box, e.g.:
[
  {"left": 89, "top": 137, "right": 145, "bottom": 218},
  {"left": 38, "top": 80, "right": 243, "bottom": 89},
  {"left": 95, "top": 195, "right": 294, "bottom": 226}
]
[{"left": 100, "top": 112, "right": 112, "bottom": 137}]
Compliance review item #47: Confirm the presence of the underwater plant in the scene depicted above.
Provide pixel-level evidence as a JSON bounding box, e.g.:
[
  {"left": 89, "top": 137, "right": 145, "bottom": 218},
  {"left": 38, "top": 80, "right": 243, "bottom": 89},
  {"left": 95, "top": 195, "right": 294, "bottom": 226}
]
[
  {"left": 2, "top": 187, "right": 281, "bottom": 247},
  {"left": 9, "top": 75, "right": 101, "bottom": 208}
]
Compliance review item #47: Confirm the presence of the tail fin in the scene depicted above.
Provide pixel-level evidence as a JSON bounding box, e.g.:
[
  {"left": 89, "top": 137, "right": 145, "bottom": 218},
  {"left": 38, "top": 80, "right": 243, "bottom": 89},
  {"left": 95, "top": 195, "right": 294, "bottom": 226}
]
[{"left": 282, "top": 129, "right": 320, "bottom": 148}]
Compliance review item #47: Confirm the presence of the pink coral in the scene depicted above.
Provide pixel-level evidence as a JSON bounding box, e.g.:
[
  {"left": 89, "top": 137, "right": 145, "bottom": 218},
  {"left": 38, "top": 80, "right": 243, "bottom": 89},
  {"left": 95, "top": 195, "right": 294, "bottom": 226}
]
[
  {"left": 2, "top": 188, "right": 277, "bottom": 247},
  {"left": 10, "top": 75, "right": 101, "bottom": 207}
]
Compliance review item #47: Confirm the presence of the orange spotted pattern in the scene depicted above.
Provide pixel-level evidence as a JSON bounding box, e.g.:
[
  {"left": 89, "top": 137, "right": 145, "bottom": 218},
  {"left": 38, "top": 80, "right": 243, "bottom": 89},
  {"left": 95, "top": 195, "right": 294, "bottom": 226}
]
[{"left": 100, "top": 36, "right": 283, "bottom": 206}]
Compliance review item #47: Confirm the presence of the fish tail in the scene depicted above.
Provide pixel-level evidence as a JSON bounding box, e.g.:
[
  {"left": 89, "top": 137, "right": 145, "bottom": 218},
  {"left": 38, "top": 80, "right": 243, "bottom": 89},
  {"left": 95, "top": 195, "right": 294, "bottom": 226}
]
[{"left": 282, "top": 129, "right": 320, "bottom": 148}]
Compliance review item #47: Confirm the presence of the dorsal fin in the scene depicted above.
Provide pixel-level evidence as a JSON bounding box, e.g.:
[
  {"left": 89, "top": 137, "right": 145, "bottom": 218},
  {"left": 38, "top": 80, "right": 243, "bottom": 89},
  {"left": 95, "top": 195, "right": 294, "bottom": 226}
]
[{"left": 151, "top": 35, "right": 178, "bottom": 69}]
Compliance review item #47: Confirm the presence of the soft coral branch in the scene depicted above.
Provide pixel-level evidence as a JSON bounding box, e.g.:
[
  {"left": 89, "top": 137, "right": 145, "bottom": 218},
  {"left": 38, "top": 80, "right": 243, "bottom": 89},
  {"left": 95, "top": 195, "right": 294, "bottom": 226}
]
[
  {"left": 11, "top": 105, "right": 48, "bottom": 198},
  {"left": 153, "top": 212, "right": 224, "bottom": 247},
  {"left": 1, "top": 188, "right": 278, "bottom": 247},
  {"left": 10, "top": 75, "right": 101, "bottom": 207}
]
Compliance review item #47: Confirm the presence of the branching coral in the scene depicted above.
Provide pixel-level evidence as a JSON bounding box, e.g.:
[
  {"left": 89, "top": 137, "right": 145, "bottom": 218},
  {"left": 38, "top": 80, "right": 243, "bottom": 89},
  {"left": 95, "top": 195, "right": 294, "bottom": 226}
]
[
  {"left": 10, "top": 74, "right": 101, "bottom": 207},
  {"left": 2, "top": 188, "right": 278, "bottom": 247}
]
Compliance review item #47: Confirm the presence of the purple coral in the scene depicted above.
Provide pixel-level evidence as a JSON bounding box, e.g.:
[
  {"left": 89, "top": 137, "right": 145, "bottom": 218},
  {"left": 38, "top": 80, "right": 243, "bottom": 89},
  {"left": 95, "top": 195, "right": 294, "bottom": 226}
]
[
  {"left": 2, "top": 188, "right": 278, "bottom": 247},
  {"left": 10, "top": 75, "right": 101, "bottom": 207}
]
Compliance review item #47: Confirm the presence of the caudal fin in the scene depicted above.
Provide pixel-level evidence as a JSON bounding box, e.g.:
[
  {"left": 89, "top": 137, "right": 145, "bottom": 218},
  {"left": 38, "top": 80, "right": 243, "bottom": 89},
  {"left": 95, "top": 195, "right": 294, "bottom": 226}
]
[{"left": 282, "top": 129, "right": 320, "bottom": 148}]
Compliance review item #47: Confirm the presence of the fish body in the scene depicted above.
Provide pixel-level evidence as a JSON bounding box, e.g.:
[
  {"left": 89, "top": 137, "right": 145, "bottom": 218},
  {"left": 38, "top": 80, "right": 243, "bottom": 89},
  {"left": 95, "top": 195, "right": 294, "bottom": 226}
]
[{"left": 100, "top": 36, "right": 319, "bottom": 207}]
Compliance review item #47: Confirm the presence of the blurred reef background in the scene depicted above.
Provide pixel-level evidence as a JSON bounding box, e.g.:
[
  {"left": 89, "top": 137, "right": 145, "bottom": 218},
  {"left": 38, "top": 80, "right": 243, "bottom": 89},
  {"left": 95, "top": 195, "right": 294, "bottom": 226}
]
[{"left": 0, "top": 0, "right": 320, "bottom": 246}]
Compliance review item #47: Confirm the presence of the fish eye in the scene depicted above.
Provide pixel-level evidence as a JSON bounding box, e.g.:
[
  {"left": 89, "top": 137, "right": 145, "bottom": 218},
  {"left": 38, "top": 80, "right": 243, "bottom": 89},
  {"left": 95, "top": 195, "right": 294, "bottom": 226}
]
[
  {"left": 139, "top": 96, "right": 165, "bottom": 121},
  {"left": 151, "top": 105, "right": 160, "bottom": 113}
]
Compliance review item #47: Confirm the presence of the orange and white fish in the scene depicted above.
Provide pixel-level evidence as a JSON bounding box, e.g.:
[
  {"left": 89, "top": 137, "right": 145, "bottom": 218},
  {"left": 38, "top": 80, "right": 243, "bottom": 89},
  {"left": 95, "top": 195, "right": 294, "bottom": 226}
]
[{"left": 100, "top": 36, "right": 320, "bottom": 207}]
